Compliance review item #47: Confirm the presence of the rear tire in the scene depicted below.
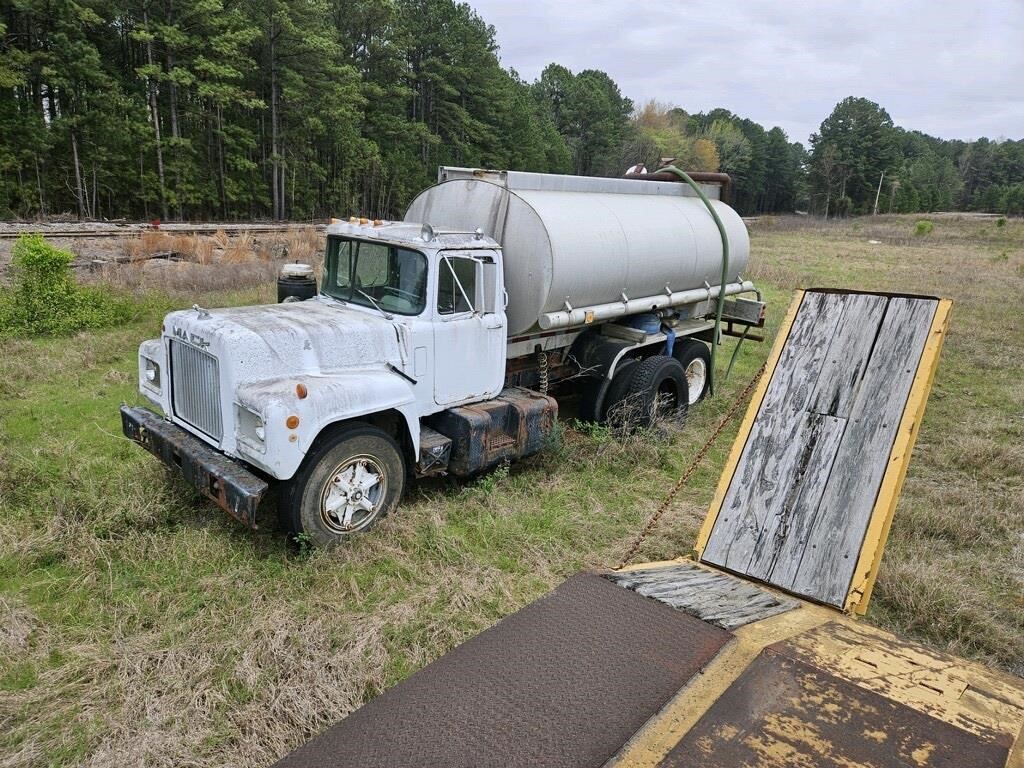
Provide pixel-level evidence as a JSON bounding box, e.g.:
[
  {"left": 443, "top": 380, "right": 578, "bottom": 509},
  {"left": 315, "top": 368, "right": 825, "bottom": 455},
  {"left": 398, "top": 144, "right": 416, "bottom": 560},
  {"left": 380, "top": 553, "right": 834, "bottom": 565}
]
[
  {"left": 672, "top": 340, "right": 712, "bottom": 405},
  {"left": 610, "top": 355, "right": 689, "bottom": 430},
  {"left": 578, "top": 358, "right": 638, "bottom": 424},
  {"left": 601, "top": 360, "right": 640, "bottom": 426},
  {"left": 283, "top": 423, "right": 405, "bottom": 547}
]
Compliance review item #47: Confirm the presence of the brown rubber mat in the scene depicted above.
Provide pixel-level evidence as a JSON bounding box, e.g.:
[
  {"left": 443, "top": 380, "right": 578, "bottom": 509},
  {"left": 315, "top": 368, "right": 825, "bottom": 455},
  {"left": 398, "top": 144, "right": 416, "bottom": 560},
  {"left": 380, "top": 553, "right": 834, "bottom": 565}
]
[
  {"left": 273, "top": 573, "right": 730, "bottom": 768},
  {"left": 657, "top": 645, "right": 1011, "bottom": 768}
]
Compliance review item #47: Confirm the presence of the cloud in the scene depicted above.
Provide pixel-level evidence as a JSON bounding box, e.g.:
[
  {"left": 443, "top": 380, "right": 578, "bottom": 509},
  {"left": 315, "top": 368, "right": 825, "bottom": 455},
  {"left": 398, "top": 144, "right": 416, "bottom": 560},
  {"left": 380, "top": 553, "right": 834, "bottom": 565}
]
[{"left": 469, "top": 0, "right": 1024, "bottom": 144}]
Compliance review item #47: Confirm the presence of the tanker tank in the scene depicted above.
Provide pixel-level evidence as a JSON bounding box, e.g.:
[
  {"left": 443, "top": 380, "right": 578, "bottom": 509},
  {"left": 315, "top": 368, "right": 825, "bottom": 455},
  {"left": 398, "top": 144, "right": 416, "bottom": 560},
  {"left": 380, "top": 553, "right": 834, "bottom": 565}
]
[{"left": 405, "top": 168, "right": 752, "bottom": 337}]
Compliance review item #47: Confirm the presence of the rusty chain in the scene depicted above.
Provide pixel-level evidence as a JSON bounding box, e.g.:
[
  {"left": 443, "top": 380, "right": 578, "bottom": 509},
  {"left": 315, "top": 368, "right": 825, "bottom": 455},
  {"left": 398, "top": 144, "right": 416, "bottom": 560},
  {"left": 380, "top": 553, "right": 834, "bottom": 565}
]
[{"left": 614, "top": 362, "right": 767, "bottom": 570}]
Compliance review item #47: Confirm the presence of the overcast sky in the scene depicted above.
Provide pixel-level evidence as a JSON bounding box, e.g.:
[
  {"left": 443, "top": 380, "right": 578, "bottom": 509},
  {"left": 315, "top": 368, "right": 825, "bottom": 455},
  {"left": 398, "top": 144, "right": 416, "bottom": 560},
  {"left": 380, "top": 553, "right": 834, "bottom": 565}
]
[{"left": 468, "top": 0, "right": 1023, "bottom": 146}]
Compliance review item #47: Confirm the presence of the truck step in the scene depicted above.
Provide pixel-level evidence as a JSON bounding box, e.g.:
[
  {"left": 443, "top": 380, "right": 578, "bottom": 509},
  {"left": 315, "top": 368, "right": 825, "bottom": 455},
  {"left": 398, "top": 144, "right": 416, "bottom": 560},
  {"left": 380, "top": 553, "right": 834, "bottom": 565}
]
[
  {"left": 416, "top": 426, "right": 452, "bottom": 476},
  {"left": 425, "top": 387, "right": 557, "bottom": 477}
]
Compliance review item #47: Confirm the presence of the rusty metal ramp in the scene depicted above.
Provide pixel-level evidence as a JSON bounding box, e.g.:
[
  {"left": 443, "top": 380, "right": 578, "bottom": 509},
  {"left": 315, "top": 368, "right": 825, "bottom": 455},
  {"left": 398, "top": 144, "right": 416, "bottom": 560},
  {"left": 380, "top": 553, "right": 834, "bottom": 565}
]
[
  {"left": 658, "top": 645, "right": 1011, "bottom": 767},
  {"left": 651, "top": 619, "right": 1022, "bottom": 768},
  {"left": 272, "top": 573, "right": 729, "bottom": 768},
  {"left": 606, "top": 602, "right": 1024, "bottom": 768},
  {"left": 695, "top": 289, "right": 952, "bottom": 612}
]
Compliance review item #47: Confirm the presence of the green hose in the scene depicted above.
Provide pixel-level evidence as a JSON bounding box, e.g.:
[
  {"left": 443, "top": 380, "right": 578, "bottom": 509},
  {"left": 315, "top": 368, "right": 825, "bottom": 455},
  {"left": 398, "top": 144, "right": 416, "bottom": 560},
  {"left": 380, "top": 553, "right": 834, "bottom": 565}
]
[{"left": 653, "top": 165, "right": 730, "bottom": 397}]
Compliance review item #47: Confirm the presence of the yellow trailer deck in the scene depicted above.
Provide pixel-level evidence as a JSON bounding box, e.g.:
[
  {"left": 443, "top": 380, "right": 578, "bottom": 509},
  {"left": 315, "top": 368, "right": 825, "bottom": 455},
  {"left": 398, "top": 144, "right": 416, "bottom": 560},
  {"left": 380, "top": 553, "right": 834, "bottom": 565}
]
[
  {"left": 272, "top": 289, "right": 1024, "bottom": 768},
  {"left": 609, "top": 560, "right": 1024, "bottom": 767}
]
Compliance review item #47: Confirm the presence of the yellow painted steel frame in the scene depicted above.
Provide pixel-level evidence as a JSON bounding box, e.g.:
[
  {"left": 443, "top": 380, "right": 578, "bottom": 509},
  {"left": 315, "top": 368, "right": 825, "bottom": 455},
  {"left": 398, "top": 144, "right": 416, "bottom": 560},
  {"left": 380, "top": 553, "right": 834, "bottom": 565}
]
[
  {"left": 845, "top": 298, "right": 952, "bottom": 613},
  {"left": 693, "top": 290, "right": 805, "bottom": 560},
  {"left": 692, "top": 290, "right": 953, "bottom": 615}
]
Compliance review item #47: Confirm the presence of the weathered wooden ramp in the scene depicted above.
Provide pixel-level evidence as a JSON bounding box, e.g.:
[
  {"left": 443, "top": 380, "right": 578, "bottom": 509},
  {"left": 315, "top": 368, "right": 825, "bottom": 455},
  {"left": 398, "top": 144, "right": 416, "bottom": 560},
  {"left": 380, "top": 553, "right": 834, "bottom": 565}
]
[{"left": 696, "top": 289, "right": 951, "bottom": 611}]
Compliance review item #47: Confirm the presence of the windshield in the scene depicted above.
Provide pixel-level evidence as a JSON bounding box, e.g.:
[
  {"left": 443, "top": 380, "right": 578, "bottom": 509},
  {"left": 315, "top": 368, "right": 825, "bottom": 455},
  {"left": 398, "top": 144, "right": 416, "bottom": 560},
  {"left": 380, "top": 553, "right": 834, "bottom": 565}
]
[{"left": 323, "top": 237, "right": 428, "bottom": 316}]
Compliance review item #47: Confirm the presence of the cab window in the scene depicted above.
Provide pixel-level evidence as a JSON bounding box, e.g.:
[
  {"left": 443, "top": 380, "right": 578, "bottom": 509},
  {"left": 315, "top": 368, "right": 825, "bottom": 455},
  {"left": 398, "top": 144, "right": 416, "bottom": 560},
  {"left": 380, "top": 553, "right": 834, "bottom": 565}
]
[{"left": 438, "top": 256, "right": 478, "bottom": 315}]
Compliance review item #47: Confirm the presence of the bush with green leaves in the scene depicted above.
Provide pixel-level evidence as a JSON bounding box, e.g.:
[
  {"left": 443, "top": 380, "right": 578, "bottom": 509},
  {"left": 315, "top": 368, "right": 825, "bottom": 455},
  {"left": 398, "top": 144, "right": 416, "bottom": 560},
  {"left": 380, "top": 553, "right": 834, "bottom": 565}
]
[
  {"left": 996, "top": 217, "right": 1007, "bottom": 228},
  {"left": 914, "top": 219, "right": 934, "bottom": 236},
  {"left": 0, "top": 234, "right": 133, "bottom": 336}
]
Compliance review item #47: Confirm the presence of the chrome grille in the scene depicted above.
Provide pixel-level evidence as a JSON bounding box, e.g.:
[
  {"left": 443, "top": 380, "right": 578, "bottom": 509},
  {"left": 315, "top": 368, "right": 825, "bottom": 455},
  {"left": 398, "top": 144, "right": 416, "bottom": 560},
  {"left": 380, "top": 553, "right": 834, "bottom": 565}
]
[{"left": 170, "top": 340, "right": 223, "bottom": 440}]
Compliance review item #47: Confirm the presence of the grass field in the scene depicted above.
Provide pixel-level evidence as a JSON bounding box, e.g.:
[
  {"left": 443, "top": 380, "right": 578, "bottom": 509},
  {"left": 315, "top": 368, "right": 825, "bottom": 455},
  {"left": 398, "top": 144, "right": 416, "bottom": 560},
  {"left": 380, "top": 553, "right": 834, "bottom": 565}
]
[{"left": 1, "top": 214, "right": 1022, "bottom": 766}]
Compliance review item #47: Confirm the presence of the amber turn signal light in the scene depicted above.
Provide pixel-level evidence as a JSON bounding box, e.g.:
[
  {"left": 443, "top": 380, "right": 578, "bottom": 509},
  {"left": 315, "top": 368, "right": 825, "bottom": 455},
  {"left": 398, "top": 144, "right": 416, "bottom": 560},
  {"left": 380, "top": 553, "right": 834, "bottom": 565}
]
[{"left": 285, "top": 415, "right": 300, "bottom": 429}]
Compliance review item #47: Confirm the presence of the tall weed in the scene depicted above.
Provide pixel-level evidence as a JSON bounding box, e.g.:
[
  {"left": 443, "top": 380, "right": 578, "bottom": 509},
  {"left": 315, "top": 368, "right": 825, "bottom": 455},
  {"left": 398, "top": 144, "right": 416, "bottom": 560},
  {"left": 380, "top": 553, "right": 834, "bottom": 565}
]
[{"left": 0, "top": 234, "right": 134, "bottom": 336}]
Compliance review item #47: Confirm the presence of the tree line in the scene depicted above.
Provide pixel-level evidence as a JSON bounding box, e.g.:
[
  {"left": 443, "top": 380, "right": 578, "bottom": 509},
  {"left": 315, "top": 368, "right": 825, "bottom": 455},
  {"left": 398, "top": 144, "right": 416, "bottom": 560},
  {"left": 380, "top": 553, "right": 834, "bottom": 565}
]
[
  {"left": 0, "top": 0, "right": 1021, "bottom": 221},
  {"left": 807, "top": 96, "right": 1024, "bottom": 217}
]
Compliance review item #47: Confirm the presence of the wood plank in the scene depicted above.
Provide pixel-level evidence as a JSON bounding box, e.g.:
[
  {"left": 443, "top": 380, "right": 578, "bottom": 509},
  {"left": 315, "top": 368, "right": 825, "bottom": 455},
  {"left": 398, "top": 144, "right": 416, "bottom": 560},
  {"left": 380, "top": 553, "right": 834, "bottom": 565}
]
[
  {"left": 745, "top": 412, "right": 847, "bottom": 583},
  {"left": 806, "top": 293, "right": 888, "bottom": 417},
  {"left": 788, "top": 297, "right": 937, "bottom": 606},
  {"left": 847, "top": 300, "right": 952, "bottom": 613},
  {"left": 693, "top": 293, "right": 805, "bottom": 560},
  {"left": 701, "top": 292, "right": 847, "bottom": 571},
  {"left": 607, "top": 563, "right": 799, "bottom": 630}
]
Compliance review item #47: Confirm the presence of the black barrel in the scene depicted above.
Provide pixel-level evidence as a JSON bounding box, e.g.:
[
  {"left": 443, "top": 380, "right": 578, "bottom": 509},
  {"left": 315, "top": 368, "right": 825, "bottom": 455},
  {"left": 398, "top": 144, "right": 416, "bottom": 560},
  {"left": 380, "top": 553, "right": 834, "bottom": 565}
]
[{"left": 277, "top": 263, "right": 317, "bottom": 303}]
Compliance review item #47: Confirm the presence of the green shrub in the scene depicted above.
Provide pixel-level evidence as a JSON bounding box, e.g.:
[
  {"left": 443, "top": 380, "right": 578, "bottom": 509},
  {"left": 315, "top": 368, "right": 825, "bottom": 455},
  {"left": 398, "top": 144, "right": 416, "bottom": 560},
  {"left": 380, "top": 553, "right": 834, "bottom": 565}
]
[
  {"left": 996, "top": 217, "right": 1007, "bottom": 228},
  {"left": 914, "top": 219, "right": 934, "bottom": 236},
  {"left": 0, "top": 234, "right": 133, "bottom": 336}
]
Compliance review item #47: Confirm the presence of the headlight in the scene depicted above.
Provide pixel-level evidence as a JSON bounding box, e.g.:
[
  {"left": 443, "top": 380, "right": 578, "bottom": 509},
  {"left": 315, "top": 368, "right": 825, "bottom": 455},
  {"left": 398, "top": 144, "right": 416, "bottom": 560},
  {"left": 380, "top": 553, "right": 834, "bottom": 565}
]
[
  {"left": 143, "top": 357, "right": 161, "bottom": 390},
  {"left": 235, "top": 405, "right": 266, "bottom": 452}
]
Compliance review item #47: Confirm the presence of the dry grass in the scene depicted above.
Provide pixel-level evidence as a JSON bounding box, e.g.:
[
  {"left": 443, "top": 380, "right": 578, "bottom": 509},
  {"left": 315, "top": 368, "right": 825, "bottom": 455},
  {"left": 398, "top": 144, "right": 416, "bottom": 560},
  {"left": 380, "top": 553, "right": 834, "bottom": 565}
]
[
  {"left": 1, "top": 214, "right": 1022, "bottom": 766},
  {"left": 87, "top": 228, "right": 323, "bottom": 297}
]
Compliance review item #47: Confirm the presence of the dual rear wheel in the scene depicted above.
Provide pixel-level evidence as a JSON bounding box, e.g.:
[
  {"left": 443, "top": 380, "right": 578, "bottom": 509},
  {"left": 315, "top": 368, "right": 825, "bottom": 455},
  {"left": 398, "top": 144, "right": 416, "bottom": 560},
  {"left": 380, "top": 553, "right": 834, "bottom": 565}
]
[{"left": 582, "top": 340, "right": 711, "bottom": 429}]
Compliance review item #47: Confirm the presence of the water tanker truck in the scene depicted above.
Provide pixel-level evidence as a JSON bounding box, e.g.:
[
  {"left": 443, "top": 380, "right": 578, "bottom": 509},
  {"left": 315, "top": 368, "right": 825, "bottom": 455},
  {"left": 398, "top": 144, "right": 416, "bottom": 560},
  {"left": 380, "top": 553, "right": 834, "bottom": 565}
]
[{"left": 121, "top": 168, "right": 765, "bottom": 546}]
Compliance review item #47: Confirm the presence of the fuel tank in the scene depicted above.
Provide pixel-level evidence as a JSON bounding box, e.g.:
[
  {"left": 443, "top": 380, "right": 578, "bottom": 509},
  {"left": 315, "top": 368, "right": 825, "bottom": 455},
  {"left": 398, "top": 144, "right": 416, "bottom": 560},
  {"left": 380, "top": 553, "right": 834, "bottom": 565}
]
[{"left": 405, "top": 168, "right": 751, "bottom": 336}]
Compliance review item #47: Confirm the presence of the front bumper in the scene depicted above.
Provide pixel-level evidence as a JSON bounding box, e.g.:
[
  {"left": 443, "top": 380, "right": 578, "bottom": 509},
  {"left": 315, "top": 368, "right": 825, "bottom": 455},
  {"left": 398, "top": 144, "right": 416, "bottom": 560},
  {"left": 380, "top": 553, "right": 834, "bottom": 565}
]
[{"left": 120, "top": 405, "right": 270, "bottom": 527}]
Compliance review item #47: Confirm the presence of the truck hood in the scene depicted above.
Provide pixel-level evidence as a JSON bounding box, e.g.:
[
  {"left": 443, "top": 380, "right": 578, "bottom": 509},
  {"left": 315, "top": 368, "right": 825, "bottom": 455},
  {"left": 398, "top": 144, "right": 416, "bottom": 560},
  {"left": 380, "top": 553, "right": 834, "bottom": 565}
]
[{"left": 164, "top": 298, "right": 408, "bottom": 380}]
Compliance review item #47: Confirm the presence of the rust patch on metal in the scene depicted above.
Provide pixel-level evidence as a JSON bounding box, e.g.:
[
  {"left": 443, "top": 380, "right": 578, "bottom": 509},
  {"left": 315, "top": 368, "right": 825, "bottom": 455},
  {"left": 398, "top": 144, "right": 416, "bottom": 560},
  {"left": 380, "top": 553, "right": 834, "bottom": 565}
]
[
  {"left": 769, "top": 621, "right": 1024, "bottom": 748},
  {"left": 414, "top": 425, "right": 451, "bottom": 476},
  {"left": 424, "top": 386, "right": 556, "bottom": 476},
  {"left": 657, "top": 646, "right": 1010, "bottom": 768}
]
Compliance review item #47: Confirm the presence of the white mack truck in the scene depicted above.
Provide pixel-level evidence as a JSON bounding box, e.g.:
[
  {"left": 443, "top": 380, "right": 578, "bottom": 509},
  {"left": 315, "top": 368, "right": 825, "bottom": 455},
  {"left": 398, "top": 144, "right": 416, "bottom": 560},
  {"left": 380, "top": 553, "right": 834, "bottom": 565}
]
[{"left": 121, "top": 168, "right": 764, "bottom": 546}]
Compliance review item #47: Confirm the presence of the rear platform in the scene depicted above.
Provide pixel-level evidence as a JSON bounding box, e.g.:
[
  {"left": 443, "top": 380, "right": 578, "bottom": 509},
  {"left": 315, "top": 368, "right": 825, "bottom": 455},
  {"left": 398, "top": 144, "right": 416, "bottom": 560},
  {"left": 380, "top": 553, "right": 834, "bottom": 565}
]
[{"left": 271, "top": 289, "right": 1024, "bottom": 768}]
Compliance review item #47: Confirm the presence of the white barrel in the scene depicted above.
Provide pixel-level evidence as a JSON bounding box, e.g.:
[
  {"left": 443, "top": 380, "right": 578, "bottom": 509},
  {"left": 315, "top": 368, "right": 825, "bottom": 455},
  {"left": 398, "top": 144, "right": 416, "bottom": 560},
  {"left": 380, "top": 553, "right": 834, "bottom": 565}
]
[{"left": 405, "top": 170, "right": 750, "bottom": 337}]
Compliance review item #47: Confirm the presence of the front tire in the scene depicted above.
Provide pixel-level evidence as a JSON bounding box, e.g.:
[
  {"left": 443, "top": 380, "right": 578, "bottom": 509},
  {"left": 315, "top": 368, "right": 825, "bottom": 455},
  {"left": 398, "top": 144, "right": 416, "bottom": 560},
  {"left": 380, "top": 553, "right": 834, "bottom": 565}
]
[{"left": 283, "top": 424, "right": 405, "bottom": 547}]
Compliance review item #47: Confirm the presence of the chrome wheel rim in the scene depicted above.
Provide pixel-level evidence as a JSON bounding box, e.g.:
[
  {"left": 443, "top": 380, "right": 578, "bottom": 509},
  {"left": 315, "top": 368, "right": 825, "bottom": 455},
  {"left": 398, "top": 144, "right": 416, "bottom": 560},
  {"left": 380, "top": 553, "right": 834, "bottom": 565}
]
[
  {"left": 319, "top": 454, "right": 387, "bottom": 534},
  {"left": 685, "top": 358, "right": 707, "bottom": 405}
]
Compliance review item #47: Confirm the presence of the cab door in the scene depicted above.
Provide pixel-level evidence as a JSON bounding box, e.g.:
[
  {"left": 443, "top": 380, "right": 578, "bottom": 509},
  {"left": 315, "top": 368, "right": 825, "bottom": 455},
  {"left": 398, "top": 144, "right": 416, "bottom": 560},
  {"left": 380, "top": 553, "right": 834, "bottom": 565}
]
[{"left": 432, "top": 251, "right": 506, "bottom": 406}]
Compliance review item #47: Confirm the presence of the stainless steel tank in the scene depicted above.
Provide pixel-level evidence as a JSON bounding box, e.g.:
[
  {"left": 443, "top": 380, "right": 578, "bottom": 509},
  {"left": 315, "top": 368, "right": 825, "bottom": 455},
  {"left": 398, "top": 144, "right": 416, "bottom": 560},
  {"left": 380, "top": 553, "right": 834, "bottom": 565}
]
[{"left": 405, "top": 168, "right": 751, "bottom": 337}]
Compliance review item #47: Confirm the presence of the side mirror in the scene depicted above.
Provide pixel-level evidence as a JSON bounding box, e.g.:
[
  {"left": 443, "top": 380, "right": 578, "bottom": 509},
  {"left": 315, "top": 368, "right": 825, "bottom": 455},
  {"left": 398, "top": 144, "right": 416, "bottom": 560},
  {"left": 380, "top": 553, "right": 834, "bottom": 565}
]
[{"left": 480, "top": 260, "right": 499, "bottom": 314}]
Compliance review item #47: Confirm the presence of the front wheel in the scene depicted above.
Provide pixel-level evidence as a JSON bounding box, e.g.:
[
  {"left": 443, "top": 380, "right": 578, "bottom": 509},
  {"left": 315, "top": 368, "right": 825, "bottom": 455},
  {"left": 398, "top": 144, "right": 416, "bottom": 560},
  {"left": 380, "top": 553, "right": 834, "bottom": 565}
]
[{"left": 283, "top": 424, "right": 405, "bottom": 547}]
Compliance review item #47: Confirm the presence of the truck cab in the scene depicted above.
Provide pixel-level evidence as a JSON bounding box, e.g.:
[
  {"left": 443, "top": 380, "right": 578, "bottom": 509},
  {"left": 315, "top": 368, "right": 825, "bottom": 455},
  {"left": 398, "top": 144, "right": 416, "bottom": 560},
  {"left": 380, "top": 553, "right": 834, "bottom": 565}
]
[{"left": 124, "top": 219, "right": 557, "bottom": 546}]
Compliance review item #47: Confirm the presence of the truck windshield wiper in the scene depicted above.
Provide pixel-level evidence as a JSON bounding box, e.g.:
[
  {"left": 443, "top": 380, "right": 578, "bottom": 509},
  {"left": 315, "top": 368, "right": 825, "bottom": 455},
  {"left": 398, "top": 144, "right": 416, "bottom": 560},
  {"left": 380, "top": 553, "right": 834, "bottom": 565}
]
[
  {"left": 354, "top": 289, "right": 394, "bottom": 320},
  {"left": 320, "top": 292, "right": 347, "bottom": 306}
]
